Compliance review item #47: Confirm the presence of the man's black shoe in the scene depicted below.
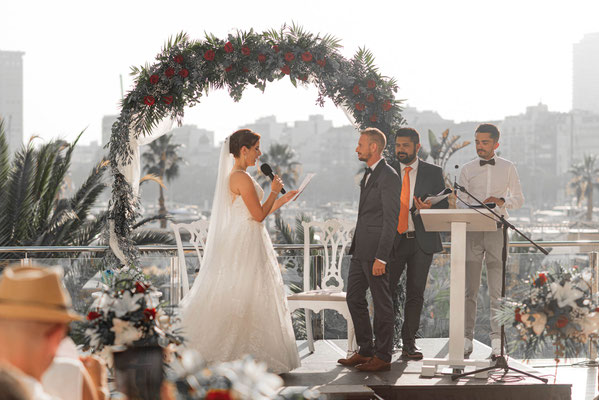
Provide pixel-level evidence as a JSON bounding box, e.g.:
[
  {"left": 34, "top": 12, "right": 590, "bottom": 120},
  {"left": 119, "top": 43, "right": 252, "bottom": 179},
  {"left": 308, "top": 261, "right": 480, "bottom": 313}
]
[{"left": 401, "top": 342, "right": 423, "bottom": 360}]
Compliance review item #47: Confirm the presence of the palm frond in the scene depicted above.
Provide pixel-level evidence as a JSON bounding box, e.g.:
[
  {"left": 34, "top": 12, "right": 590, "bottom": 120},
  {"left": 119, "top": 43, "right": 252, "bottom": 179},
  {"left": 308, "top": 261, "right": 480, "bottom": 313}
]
[
  {"left": 0, "top": 119, "right": 11, "bottom": 189},
  {"left": 131, "top": 214, "right": 170, "bottom": 230},
  {"left": 130, "top": 229, "right": 175, "bottom": 245},
  {"left": 2, "top": 145, "right": 38, "bottom": 243}
]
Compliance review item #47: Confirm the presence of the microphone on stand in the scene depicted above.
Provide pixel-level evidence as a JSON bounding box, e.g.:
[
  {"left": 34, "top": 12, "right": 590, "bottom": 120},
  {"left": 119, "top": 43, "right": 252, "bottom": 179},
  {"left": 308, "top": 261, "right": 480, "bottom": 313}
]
[
  {"left": 453, "top": 164, "right": 463, "bottom": 191},
  {"left": 260, "top": 163, "right": 286, "bottom": 194}
]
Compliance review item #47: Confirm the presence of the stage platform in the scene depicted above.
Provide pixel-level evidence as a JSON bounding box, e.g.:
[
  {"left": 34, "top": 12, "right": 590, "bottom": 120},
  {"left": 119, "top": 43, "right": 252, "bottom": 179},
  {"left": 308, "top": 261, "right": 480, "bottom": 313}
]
[{"left": 279, "top": 338, "right": 577, "bottom": 400}]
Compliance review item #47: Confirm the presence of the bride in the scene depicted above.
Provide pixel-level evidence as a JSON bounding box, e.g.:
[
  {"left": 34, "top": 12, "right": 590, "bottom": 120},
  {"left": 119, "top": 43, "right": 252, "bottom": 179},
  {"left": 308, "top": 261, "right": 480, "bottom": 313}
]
[{"left": 180, "top": 129, "right": 301, "bottom": 373}]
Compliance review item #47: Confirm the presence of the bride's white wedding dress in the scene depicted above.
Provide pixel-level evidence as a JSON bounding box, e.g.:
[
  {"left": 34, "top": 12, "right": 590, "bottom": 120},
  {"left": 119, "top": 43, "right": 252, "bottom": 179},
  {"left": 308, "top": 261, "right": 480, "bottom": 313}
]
[{"left": 180, "top": 174, "right": 300, "bottom": 374}]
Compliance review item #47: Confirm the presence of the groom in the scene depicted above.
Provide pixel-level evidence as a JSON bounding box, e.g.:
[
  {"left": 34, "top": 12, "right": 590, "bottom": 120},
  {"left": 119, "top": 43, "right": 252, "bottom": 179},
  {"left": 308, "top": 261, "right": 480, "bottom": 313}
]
[{"left": 338, "top": 128, "right": 401, "bottom": 372}]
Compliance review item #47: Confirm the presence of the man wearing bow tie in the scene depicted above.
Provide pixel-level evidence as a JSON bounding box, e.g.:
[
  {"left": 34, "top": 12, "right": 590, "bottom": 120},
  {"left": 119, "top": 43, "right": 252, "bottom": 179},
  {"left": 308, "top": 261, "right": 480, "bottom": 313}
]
[
  {"left": 338, "top": 128, "right": 400, "bottom": 372},
  {"left": 457, "top": 124, "right": 524, "bottom": 358}
]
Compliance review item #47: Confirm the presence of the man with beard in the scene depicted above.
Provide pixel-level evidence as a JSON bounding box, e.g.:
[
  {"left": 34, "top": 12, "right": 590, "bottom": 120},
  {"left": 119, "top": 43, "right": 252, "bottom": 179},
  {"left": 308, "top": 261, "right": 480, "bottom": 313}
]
[
  {"left": 457, "top": 124, "right": 524, "bottom": 358},
  {"left": 388, "top": 127, "right": 449, "bottom": 360}
]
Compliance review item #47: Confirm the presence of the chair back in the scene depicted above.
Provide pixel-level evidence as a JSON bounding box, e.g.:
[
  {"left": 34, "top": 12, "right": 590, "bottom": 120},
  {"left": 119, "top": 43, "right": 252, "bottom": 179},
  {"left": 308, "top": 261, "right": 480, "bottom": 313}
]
[
  {"left": 302, "top": 219, "right": 354, "bottom": 292},
  {"left": 170, "top": 219, "right": 210, "bottom": 297}
]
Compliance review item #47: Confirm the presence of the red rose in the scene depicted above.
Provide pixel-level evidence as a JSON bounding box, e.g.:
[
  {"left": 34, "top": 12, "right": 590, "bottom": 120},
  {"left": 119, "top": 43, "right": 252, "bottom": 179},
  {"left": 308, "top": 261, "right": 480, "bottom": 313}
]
[
  {"left": 556, "top": 315, "right": 569, "bottom": 328},
  {"left": 204, "top": 49, "right": 215, "bottom": 61},
  {"left": 241, "top": 46, "right": 250, "bottom": 56},
  {"left": 285, "top": 52, "right": 295, "bottom": 62},
  {"left": 165, "top": 67, "right": 175, "bottom": 78},
  {"left": 367, "top": 79, "right": 376, "bottom": 89},
  {"left": 162, "top": 96, "right": 173, "bottom": 105},
  {"left": 301, "top": 51, "right": 313, "bottom": 62},
  {"left": 174, "top": 54, "right": 184, "bottom": 64},
  {"left": 366, "top": 94, "right": 375, "bottom": 103},
  {"left": 355, "top": 103, "right": 365, "bottom": 111},
  {"left": 149, "top": 74, "right": 159, "bottom": 84},
  {"left": 179, "top": 69, "right": 189, "bottom": 78},
  {"left": 205, "top": 389, "right": 233, "bottom": 400},
  {"left": 273, "top": 45, "right": 280, "bottom": 53},
  {"left": 257, "top": 53, "right": 267, "bottom": 63},
  {"left": 135, "top": 281, "right": 147, "bottom": 293},
  {"left": 382, "top": 100, "right": 392, "bottom": 111},
  {"left": 538, "top": 273, "right": 548, "bottom": 285},
  {"left": 370, "top": 113, "right": 378, "bottom": 122},
  {"left": 225, "top": 65, "right": 233, "bottom": 72},
  {"left": 87, "top": 311, "right": 101, "bottom": 321},
  {"left": 316, "top": 59, "right": 326, "bottom": 68},
  {"left": 514, "top": 307, "right": 522, "bottom": 323},
  {"left": 242, "top": 66, "right": 249, "bottom": 73},
  {"left": 143, "top": 96, "right": 155, "bottom": 106},
  {"left": 352, "top": 85, "right": 361, "bottom": 95},
  {"left": 224, "top": 41, "right": 234, "bottom": 53},
  {"left": 143, "top": 308, "right": 157, "bottom": 320},
  {"left": 281, "top": 65, "right": 291, "bottom": 75}
]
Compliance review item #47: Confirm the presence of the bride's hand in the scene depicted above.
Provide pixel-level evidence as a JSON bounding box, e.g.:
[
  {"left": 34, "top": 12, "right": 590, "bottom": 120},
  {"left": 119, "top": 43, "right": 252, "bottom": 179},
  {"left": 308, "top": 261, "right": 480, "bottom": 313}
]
[
  {"left": 271, "top": 174, "right": 284, "bottom": 194},
  {"left": 280, "top": 190, "right": 299, "bottom": 204}
]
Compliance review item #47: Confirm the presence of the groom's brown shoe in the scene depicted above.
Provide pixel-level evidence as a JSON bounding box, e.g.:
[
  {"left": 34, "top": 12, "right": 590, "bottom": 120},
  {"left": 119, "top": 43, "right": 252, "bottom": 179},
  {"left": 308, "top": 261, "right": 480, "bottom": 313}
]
[
  {"left": 355, "top": 356, "right": 391, "bottom": 372},
  {"left": 337, "top": 353, "right": 372, "bottom": 367}
]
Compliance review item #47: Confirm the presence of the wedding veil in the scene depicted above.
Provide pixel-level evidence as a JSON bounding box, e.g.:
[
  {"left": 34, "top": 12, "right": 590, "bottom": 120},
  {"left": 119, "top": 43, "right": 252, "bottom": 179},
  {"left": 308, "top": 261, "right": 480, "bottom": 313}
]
[{"left": 180, "top": 136, "right": 234, "bottom": 305}]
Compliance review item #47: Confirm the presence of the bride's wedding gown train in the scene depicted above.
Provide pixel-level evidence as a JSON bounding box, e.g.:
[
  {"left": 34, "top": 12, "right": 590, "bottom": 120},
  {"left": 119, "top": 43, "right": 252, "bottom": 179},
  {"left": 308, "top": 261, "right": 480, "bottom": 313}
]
[{"left": 180, "top": 178, "right": 300, "bottom": 373}]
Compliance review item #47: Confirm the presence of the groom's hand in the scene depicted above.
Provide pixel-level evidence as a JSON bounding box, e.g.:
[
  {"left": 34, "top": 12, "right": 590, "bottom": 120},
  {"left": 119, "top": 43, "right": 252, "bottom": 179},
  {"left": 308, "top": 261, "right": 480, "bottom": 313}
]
[{"left": 372, "top": 259, "right": 386, "bottom": 276}]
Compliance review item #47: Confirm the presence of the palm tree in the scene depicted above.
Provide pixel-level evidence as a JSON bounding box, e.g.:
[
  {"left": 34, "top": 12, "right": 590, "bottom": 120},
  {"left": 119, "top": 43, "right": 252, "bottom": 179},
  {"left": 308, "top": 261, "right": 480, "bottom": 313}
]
[
  {"left": 0, "top": 119, "right": 108, "bottom": 255},
  {"left": 569, "top": 154, "right": 599, "bottom": 221},
  {"left": 255, "top": 142, "right": 301, "bottom": 191},
  {"left": 425, "top": 128, "right": 471, "bottom": 182},
  {"left": 0, "top": 118, "right": 175, "bottom": 261},
  {"left": 141, "top": 134, "right": 183, "bottom": 228}
]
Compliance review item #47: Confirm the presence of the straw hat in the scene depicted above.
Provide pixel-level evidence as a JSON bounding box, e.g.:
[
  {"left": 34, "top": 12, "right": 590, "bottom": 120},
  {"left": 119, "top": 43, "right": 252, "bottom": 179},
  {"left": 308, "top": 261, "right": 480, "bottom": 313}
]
[{"left": 0, "top": 264, "right": 82, "bottom": 323}]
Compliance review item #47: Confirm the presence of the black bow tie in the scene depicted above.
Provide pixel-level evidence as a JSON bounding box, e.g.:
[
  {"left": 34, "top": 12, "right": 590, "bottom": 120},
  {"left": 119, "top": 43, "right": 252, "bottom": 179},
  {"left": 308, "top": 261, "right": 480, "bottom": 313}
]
[
  {"left": 480, "top": 159, "right": 496, "bottom": 166},
  {"left": 360, "top": 167, "right": 373, "bottom": 188}
]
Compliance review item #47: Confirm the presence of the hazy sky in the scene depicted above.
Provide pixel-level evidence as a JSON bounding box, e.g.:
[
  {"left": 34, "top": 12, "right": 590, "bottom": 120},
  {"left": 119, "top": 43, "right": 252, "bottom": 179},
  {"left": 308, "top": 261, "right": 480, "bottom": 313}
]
[{"left": 2, "top": 0, "right": 598, "bottom": 145}]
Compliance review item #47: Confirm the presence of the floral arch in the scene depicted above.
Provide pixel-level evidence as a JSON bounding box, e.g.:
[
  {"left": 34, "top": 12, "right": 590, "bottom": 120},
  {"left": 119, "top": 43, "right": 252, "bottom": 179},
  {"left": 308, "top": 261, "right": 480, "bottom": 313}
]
[{"left": 107, "top": 25, "right": 404, "bottom": 266}]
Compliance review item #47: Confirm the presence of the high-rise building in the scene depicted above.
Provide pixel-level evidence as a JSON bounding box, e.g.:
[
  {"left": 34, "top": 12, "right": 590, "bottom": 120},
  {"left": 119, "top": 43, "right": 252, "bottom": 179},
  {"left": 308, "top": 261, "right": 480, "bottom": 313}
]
[
  {"left": 573, "top": 33, "right": 599, "bottom": 114},
  {"left": 0, "top": 50, "right": 25, "bottom": 153}
]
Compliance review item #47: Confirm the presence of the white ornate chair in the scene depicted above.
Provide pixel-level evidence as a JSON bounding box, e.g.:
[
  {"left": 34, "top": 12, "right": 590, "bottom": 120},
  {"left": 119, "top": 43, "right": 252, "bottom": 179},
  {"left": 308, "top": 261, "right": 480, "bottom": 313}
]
[
  {"left": 170, "top": 219, "right": 210, "bottom": 300},
  {"left": 287, "top": 219, "right": 357, "bottom": 355}
]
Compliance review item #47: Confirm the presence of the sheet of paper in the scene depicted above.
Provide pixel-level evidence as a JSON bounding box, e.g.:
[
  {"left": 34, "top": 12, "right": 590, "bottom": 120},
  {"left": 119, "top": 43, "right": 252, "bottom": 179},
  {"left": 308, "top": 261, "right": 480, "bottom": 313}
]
[
  {"left": 422, "top": 188, "right": 452, "bottom": 206},
  {"left": 292, "top": 173, "right": 316, "bottom": 201}
]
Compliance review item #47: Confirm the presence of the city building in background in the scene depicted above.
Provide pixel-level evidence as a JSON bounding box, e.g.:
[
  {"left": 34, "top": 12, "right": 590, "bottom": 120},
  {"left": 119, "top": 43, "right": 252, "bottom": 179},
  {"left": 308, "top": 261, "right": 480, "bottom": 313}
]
[
  {"left": 0, "top": 50, "right": 25, "bottom": 154},
  {"left": 573, "top": 32, "right": 599, "bottom": 114}
]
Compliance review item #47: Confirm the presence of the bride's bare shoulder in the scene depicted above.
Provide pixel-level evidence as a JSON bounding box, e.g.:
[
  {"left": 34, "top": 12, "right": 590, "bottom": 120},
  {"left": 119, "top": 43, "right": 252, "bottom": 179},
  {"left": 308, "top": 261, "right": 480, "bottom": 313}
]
[{"left": 229, "top": 170, "right": 253, "bottom": 191}]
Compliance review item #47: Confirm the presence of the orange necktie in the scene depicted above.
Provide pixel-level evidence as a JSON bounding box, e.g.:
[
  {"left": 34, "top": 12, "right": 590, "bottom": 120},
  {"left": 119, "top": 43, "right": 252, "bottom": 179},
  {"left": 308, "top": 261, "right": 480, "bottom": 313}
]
[{"left": 397, "top": 166, "right": 412, "bottom": 234}]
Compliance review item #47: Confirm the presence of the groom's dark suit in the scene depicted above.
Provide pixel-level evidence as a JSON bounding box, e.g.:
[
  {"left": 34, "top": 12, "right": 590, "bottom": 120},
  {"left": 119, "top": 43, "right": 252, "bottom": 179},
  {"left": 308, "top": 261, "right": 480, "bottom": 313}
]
[{"left": 347, "top": 158, "right": 401, "bottom": 363}]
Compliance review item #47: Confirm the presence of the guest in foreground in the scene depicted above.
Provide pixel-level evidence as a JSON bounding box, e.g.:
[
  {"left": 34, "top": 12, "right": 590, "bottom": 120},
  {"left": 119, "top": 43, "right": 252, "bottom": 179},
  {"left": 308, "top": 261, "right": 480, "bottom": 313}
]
[
  {"left": 338, "top": 127, "right": 401, "bottom": 372},
  {"left": 457, "top": 123, "right": 524, "bottom": 358},
  {"left": 388, "top": 128, "right": 449, "bottom": 360},
  {"left": 0, "top": 265, "right": 83, "bottom": 399}
]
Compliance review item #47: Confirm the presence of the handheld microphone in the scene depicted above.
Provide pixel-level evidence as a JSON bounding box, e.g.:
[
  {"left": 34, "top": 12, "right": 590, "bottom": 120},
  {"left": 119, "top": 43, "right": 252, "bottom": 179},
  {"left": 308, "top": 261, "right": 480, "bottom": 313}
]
[{"left": 260, "top": 163, "right": 286, "bottom": 194}]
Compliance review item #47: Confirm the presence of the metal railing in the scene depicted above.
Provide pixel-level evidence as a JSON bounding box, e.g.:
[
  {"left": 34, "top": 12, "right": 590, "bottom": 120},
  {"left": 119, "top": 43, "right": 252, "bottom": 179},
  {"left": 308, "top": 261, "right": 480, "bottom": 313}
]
[{"left": 0, "top": 239, "right": 598, "bottom": 256}]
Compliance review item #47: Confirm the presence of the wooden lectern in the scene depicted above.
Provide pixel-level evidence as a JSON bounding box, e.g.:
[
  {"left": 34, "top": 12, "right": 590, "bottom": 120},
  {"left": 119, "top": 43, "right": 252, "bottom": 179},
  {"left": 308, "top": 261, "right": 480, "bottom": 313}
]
[{"left": 419, "top": 209, "right": 498, "bottom": 378}]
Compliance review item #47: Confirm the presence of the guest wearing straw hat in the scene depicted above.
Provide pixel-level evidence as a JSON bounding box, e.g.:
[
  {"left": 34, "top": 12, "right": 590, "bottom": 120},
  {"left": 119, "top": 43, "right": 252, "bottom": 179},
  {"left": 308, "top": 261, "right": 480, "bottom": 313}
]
[{"left": 0, "top": 264, "right": 83, "bottom": 399}]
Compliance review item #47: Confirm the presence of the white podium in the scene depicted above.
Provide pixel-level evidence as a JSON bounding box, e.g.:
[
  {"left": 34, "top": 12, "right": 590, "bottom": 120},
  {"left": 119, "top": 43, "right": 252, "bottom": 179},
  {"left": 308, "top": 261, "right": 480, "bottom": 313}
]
[{"left": 418, "top": 209, "right": 498, "bottom": 378}]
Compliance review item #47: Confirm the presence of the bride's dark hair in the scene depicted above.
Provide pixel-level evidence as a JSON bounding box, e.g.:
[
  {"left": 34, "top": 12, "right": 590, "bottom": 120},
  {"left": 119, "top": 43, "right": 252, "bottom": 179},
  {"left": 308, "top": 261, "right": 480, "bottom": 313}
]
[{"left": 229, "top": 129, "right": 261, "bottom": 157}]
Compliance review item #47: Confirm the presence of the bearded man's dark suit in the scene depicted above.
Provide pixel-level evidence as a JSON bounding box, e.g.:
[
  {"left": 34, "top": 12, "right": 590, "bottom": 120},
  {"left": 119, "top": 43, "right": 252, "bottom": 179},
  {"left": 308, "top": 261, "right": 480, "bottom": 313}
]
[
  {"left": 388, "top": 159, "right": 448, "bottom": 351},
  {"left": 347, "top": 158, "right": 401, "bottom": 362}
]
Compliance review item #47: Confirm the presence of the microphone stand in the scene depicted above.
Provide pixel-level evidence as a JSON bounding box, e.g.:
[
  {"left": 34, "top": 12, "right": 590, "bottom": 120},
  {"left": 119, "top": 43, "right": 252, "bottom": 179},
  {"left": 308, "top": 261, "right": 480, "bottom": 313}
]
[{"left": 450, "top": 181, "right": 549, "bottom": 383}]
